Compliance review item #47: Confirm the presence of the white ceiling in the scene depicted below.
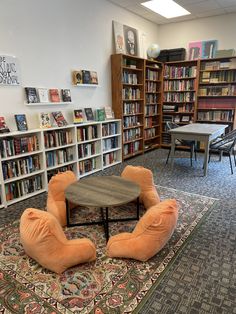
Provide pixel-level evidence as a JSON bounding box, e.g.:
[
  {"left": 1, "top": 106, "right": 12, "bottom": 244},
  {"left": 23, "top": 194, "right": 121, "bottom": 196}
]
[{"left": 107, "top": 0, "right": 236, "bottom": 24}]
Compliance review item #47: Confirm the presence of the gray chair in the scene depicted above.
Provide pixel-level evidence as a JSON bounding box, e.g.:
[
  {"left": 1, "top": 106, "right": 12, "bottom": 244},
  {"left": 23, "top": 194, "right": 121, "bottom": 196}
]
[
  {"left": 209, "top": 128, "right": 236, "bottom": 174},
  {"left": 165, "top": 122, "right": 197, "bottom": 166}
]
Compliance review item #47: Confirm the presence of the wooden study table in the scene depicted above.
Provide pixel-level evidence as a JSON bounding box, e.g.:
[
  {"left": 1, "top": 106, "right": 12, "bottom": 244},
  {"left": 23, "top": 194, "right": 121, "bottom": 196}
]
[
  {"left": 169, "top": 123, "right": 228, "bottom": 176},
  {"left": 65, "top": 176, "right": 141, "bottom": 241}
]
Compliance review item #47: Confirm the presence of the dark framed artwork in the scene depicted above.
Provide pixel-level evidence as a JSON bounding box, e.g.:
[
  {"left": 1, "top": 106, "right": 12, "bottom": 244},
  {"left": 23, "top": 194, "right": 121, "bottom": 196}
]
[{"left": 123, "top": 24, "right": 139, "bottom": 56}]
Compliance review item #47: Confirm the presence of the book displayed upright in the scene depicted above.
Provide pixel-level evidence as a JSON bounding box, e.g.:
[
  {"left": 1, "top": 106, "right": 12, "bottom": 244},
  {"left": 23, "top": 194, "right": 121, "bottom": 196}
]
[
  {"left": 15, "top": 114, "right": 28, "bottom": 131},
  {"left": 104, "top": 107, "right": 114, "bottom": 120},
  {"left": 73, "top": 109, "right": 84, "bottom": 124},
  {"left": 95, "top": 108, "right": 105, "bottom": 121},
  {"left": 49, "top": 89, "right": 60, "bottom": 102},
  {"left": 84, "top": 108, "right": 94, "bottom": 121},
  {"left": 38, "top": 88, "right": 49, "bottom": 103},
  {"left": 61, "top": 89, "right": 72, "bottom": 102},
  {"left": 39, "top": 112, "right": 52, "bottom": 129},
  {"left": 82, "top": 70, "right": 91, "bottom": 84},
  {"left": 51, "top": 111, "right": 68, "bottom": 127},
  {"left": 25, "top": 87, "right": 39, "bottom": 103},
  {"left": 72, "top": 71, "right": 83, "bottom": 85},
  {"left": 90, "top": 71, "right": 98, "bottom": 85},
  {"left": 0, "top": 116, "right": 10, "bottom": 133}
]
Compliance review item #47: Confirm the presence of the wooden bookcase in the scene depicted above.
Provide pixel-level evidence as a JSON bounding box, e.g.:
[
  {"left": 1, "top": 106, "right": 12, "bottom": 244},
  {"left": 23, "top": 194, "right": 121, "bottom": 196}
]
[
  {"left": 0, "top": 119, "right": 122, "bottom": 208},
  {"left": 111, "top": 54, "right": 145, "bottom": 160},
  {"left": 162, "top": 60, "right": 198, "bottom": 145},
  {"left": 197, "top": 57, "right": 236, "bottom": 131},
  {"left": 144, "top": 59, "right": 163, "bottom": 151},
  {"left": 111, "top": 54, "right": 163, "bottom": 160}
]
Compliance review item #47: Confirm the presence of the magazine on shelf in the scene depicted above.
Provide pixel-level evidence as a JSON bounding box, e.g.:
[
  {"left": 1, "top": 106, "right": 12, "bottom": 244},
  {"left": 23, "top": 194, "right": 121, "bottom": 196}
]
[
  {"left": 39, "top": 112, "right": 52, "bottom": 128},
  {"left": 61, "top": 89, "right": 72, "bottom": 102},
  {"left": 82, "top": 70, "right": 91, "bottom": 84},
  {"left": 72, "top": 70, "right": 83, "bottom": 85},
  {"left": 0, "top": 116, "right": 10, "bottom": 133},
  {"left": 25, "top": 87, "right": 39, "bottom": 103},
  {"left": 49, "top": 89, "right": 60, "bottom": 102},
  {"left": 38, "top": 88, "right": 49, "bottom": 103},
  {"left": 90, "top": 71, "right": 98, "bottom": 84},
  {"left": 84, "top": 108, "right": 94, "bottom": 121},
  {"left": 51, "top": 111, "right": 68, "bottom": 127},
  {"left": 15, "top": 114, "right": 28, "bottom": 131},
  {"left": 95, "top": 108, "right": 105, "bottom": 121},
  {"left": 104, "top": 106, "right": 114, "bottom": 120},
  {"left": 73, "top": 109, "right": 84, "bottom": 124}
]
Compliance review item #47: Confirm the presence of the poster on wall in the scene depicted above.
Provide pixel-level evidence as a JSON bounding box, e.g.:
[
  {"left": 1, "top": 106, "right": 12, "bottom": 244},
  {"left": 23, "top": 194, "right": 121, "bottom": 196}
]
[
  {"left": 188, "top": 41, "right": 202, "bottom": 60},
  {"left": 113, "top": 21, "right": 140, "bottom": 57},
  {"left": 202, "top": 40, "right": 218, "bottom": 59},
  {"left": 0, "top": 55, "right": 21, "bottom": 86}
]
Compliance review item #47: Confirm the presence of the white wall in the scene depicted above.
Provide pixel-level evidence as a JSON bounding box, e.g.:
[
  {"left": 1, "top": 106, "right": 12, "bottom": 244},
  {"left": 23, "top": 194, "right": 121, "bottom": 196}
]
[
  {"left": 158, "top": 13, "right": 236, "bottom": 54},
  {"left": 0, "top": 0, "right": 159, "bottom": 130}
]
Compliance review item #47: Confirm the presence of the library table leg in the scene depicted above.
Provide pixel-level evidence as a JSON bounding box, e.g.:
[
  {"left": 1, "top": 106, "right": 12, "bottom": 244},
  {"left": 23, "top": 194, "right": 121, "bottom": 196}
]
[
  {"left": 170, "top": 135, "right": 176, "bottom": 169},
  {"left": 203, "top": 138, "right": 210, "bottom": 176}
]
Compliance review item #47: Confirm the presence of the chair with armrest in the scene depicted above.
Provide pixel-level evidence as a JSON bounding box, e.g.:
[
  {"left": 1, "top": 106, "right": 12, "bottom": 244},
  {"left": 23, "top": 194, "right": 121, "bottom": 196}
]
[
  {"left": 209, "top": 128, "right": 236, "bottom": 174},
  {"left": 165, "top": 121, "right": 197, "bottom": 166}
]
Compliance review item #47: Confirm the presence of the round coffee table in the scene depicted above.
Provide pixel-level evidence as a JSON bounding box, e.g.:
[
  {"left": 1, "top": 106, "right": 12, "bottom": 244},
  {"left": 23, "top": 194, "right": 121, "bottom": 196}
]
[{"left": 65, "top": 175, "right": 140, "bottom": 241}]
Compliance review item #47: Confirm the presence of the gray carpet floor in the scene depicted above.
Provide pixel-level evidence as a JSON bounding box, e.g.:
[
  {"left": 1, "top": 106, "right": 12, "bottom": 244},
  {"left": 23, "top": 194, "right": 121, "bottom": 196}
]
[{"left": 1, "top": 148, "right": 235, "bottom": 313}]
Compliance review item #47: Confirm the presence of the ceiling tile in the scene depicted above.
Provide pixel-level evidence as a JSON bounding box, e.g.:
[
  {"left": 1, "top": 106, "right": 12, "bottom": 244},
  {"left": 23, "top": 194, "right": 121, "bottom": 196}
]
[
  {"left": 195, "top": 8, "right": 227, "bottom": 18},
  {"left": 184, "top": 0, "right": 221, "bottom": 14}
]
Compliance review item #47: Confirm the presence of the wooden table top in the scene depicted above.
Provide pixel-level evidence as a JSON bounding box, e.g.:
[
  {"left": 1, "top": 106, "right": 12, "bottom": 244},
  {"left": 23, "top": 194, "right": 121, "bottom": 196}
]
[{"left": 65, "top": 175, "right": 141, "bottom": 207}]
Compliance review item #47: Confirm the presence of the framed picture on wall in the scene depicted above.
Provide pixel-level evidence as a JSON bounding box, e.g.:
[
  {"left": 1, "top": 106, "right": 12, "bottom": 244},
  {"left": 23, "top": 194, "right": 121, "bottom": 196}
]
[
  {"left": 188, "top": 41, "right": 202, "bottom": 60},
  {"left": 113, "top": 21, "right": 126, "bottom": 54},
  {"left": 123, "top": 24, "right": 139, "bottom": 57},
  {"left": 202, "top": 40, "right": 218, "bottom": 59}
]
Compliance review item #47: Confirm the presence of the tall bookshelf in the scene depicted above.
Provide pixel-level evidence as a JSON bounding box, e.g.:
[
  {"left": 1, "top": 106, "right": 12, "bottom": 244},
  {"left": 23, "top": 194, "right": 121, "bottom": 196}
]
[
  {"left": 144, "top": 59, "right": 163, "bottom": 151},
  {"left": 0, "top": 120, "right": 122, "bottom": 208},
  {"left": 111, "top": 54, "right": 145, "bottom": 160},
  {"left": 197, "top": 57, "right": 236, "bottom": 131},
  {"left": 162, "top": 60, "right": 198, "bottom": 145}
]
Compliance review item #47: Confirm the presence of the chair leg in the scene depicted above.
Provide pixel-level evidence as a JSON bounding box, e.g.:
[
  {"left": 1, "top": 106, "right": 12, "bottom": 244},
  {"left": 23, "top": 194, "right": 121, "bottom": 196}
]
[
  {"left": 229, "top": 153, "right": 233, "bottom": 174},
  {"left": 190, "top": 147, "right": 193, "bottom": 167},
  {"left": 219, "top": 151, "right": 223, "bottom": 162},
  {"left": 233, "top": 150, "right": 236, "bottom": 167}
]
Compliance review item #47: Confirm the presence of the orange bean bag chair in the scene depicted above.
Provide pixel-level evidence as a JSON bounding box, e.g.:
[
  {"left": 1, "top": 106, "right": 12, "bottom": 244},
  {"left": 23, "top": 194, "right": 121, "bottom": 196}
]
[
  {"left": 121, "top": 165, "right": 160, "bottom": 209},
  {"left": 47, "top": 171, "right": 77, "bottom": 226},
  {"left": 106, "top": 199, "right": 178, "bottom": 262},
  {"left": 20, "top": 208, "right": 96, "bottom": 274}
]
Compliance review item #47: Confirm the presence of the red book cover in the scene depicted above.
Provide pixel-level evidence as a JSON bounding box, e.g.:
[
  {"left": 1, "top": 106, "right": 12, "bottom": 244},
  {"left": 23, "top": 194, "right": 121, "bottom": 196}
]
[{"left": 49, "top": 89, "right": 60, "bottom": 102}]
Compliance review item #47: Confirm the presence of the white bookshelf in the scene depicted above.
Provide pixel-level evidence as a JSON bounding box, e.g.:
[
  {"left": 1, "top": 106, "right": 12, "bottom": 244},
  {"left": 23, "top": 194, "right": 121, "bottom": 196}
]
[{"left": 0, "top": 119, "right": 122, "bottom": 208}]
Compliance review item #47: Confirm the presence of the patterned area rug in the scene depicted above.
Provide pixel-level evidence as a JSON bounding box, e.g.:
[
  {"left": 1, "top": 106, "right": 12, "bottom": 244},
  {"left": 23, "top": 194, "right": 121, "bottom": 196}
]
[{"left": 0, "top": 186, "right": 217, "bottom": 314}]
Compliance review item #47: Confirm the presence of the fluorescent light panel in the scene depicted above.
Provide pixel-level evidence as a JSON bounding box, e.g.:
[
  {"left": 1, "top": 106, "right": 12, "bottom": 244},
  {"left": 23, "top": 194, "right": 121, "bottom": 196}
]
[{"left": 141, "top": 0, "right": 191, "bottom": 19}]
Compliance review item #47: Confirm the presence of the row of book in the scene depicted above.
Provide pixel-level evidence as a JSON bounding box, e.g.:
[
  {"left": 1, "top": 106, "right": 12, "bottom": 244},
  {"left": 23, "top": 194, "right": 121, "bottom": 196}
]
[
  {"left": 146, "top": 81, "right": 159, "bottom": 93},
  {"left": 123, "top": 141, "right": 141, "bottom": 156},
  {"left": 44, "top": 129, "right": 73, "bottom": 149},
  {"left": 164, "top": 92, "right": 195, "bottom": 103},
  {"left": 123, "top": 102, "right": 141, "bottom": 115},
  {"left": 197, "top": 110, "right": 234, "bottom": 122},
  {"left": 123, "top": 128, "right": 141, "bottom": 142},
  {"left": 144, "top": 128, "right": 157, "bottom": 139},
  {"left": 145, "top": 104, "right": 158, "bottom": 115},
  {"left": 46, "top": 148, "right": 74, "bottom": 167},
  {"left": 78, "top": 142, "right": 100, "bottom": 159},
  {"left": 0, "top": 135, "right": 39, "bottom": 158},
  {"left": 145, "top": 117, "right": 159, "bottom": 128},
  {"left": 198, "top": 85, "right": 236, "bottom": 96},
  {"left": 146, "top": 69, "right": 160, "bottom": 81},
  {"left": 122, "top": 87, "right": 141, "bottom": 100},
  {"left": 164, "top": 79, "right": 196, "bottom": 91},
  {"left": 146, "top": 94, "right": 159, "bottom": 104},
  {"left": 122, "top": 72, "right": 138, "bottom": 85},
  {"left": 77, "top": 125, "right": 98, "bottom": 142},
  {"left": 72, "top": 70, "right": 98, "bottom": 85},
  {"left": 103, "top": 151, "right": 118, "bottom": 166},
  {"left": 102, "top": 122, "right": 118, "bottom": 137},
  {"left": 164, "top": 66, "right": 197, "bottom": 79},
  {"left": 201, "top": 60, "right": 236, "bottom": 71},
  {"left": 200, "top": 70, "right": 236, "bottom": 83},
  {"left": 25, "top": 87, "right": 72, "bottom": 104},
  {"left": 0, "top": 107, "right": 114, "bottom": 134},
  {"left": 47, "top": 165, "right": 74, "bottom": 182},
  {"left": 5, "top": 175, "right": 42, "bottom": 201},
  {"left": 102, "top": 137, "right": 118, "bottom": 152},
  {"left": 123, "top": 115, "right": 141, "bottom": 128},
  {"left": 79, "top": 158, "right": 98, "bottom": 175},
  {"left": 2, "top": 155, "right": 41, "bottom": 180}
]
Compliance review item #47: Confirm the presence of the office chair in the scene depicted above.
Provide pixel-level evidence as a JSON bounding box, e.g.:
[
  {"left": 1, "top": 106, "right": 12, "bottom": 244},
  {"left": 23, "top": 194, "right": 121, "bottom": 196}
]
[{"left": 165, "top": 121, "right": 197, "bottom": 166}]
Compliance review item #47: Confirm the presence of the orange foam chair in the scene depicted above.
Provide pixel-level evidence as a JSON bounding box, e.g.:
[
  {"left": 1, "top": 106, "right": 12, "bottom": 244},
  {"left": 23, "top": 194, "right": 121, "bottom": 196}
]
[
  {"left": 121, "top": 165, "right": 160, "bottom": 209},
  {"left": 20, "top": 208, "right": 96, "bottom": 274},
  {"left": 106, "top": 199, "right": 178, "bottom": 262},
  {"left": 47, "top": 171, "right": 77, "bottom": 227}
]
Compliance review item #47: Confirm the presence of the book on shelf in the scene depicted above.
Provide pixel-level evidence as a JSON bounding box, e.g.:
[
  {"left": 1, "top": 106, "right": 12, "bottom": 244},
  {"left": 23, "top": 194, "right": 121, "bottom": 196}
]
[
  {"left": 61, "top": 89, "right": 72, "bottom": 102},
  {"left": 38, "top": 88, "right": 49, "bottom": 103},
  {"left": 95, "top": 108, "right": 105, "bottom": 121},
  {"left": 49, "top": 89, "right": 61, "bottom": 102},
  {"left": 0, "top": 116, "right": 10, "bottom": 133},
  {"left": 82, "top": 70, "right": 91, "bottom": 84},
  {"left": 84, "top": 108, "right": 94, "bottom": 121},
  {"left": 25, "top": 87, "right": 39, "bottom": 103},
  {"left": 90, "top": 71, "right": 98, "bottom": 84},
  {"left": 38, "top": 112, "right": 52, "bottom": 129},
  {"left": 15, "top": 114, "right": 28, "bottom": 131},
  {"left": 73, "top": 109, "right": 84, "bottom": 124},
  {"left": 104, "top": 106, "right": 114, "bottom": 120},
  {"left": 51, "top": 111, "right": 68, "bottom": 127},
  {"left": 72, "top": 70, "right": 83, "bottom": 85}
]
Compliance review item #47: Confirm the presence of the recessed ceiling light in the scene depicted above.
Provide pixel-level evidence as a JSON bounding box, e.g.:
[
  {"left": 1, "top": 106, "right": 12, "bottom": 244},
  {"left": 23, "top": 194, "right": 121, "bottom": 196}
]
[{"left": 141, "top": 0, "right": 191, "bottom": 19}]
